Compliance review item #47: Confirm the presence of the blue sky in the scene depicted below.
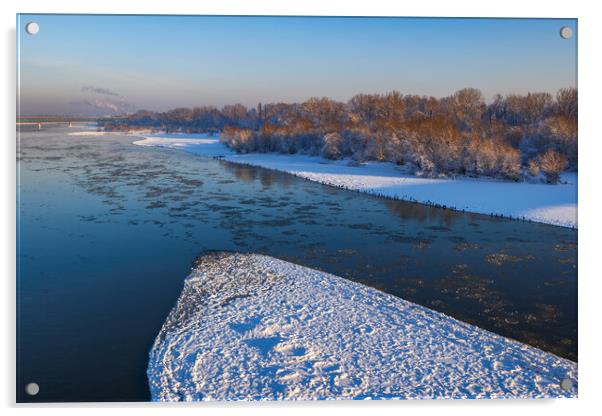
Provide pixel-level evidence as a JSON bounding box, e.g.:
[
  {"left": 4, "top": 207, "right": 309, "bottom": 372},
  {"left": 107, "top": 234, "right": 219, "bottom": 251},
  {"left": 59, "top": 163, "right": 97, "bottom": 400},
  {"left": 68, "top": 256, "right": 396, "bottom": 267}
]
[{"left": 17, "top": 15, "right": 577, "bottom": 116}]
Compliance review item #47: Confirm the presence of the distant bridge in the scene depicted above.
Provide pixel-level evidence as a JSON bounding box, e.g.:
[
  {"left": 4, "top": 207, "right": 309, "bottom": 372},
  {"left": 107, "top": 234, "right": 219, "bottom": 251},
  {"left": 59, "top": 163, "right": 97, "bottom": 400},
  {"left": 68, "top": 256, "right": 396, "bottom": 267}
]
[{"left": 16, "top": 121, "right": 93, "bottom": 129}]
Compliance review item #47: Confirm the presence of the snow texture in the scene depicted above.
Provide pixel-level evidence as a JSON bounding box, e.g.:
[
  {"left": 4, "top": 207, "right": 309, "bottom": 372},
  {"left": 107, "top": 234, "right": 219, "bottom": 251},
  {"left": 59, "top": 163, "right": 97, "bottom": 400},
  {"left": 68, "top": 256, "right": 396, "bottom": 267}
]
[
  {"left": 147, "top": 252, "right": 577, "bottom": 401},
  {"left": 68, "top": 131, "right": 114, "bottom": 136},
  {"left": 133, "top": 134, "right": 577, "bottom": 228}
]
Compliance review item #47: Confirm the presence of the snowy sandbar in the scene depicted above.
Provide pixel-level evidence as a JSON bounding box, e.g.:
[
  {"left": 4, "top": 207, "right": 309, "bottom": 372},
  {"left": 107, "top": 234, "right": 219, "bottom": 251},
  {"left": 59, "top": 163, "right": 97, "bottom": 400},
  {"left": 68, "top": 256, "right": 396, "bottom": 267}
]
[{"left": 147, "top": 252, "right": 577, "bottom": 401}]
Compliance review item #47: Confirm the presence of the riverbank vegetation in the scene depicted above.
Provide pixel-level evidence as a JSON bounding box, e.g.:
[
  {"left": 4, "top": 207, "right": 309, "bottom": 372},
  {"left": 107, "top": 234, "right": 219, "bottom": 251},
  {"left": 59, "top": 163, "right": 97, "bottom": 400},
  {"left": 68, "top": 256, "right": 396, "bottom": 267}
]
[{"left": 100, "top": 87, "right": 577, "bottom": 183}]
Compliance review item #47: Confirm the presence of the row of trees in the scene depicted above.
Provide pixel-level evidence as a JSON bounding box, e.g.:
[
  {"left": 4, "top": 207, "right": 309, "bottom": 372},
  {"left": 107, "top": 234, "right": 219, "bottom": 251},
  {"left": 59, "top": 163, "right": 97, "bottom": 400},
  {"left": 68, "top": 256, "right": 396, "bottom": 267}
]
[{"left": 100, "top": 87, "right": 577, "bottom": 183}]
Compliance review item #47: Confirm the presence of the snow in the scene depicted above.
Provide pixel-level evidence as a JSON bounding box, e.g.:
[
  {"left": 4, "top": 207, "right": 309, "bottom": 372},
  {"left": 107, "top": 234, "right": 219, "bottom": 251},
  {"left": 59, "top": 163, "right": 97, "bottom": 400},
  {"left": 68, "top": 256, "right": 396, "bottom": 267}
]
[
  {"left": 68, "top": 131, "right": 114, "bottom": 136},
  {"left": 133, "top": 134, "right": 577, "bottom": 228},
  {"left": 134, "top": 135, "right": 227, "bottom": 157},
  {"left": 147, "top": 252, "right": 577, "bottom": 401}
]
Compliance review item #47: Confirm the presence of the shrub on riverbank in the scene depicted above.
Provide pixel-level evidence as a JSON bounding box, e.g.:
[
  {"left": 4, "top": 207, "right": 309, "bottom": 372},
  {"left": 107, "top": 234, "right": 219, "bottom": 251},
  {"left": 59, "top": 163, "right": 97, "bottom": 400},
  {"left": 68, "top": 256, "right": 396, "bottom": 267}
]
[{"left": 101, "top": 87, "right": 577, "bottom": 182}]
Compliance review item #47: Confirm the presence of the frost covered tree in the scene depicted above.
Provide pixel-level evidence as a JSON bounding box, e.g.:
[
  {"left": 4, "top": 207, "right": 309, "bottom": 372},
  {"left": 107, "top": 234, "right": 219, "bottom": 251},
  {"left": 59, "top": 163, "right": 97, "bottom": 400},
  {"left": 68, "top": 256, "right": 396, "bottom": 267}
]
[
  {"left": 535, "top": 150, "right": 568, "bottom": 183},
  {"left": 555, "top": 88, "right": 578, "bottom": 121},
  {"left": 321, "top": 132, "right": 343, "bottom": 159},
  {"left": 221, "top": 104, "right": 248, "bottom": 126},
  {"left": 102, "top": 87, "right": 577, "bottom": 183},
  {"left": 449, "top": 88, "right": 485, "bottom": 130}
]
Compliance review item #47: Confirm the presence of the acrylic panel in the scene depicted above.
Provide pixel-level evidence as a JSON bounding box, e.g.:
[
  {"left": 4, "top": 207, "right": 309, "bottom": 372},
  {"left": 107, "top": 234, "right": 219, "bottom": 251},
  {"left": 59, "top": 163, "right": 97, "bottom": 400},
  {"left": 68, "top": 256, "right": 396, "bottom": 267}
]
[{"left": 16, "top": 14, "right": 578, "bottom": 402}]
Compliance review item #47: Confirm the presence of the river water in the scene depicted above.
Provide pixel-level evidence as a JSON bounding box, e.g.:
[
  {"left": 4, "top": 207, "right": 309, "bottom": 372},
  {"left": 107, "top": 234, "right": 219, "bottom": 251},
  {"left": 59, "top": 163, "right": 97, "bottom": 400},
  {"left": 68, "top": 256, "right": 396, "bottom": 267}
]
[{"left": 17, "top": 127, "right": 577, "bottom": 402}]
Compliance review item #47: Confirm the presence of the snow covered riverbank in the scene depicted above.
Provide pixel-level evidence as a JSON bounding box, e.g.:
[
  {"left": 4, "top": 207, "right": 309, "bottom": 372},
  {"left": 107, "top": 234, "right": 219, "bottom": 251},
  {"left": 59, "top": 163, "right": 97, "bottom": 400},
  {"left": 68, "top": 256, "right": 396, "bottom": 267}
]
[
  {"left": 147, "top": 252, "right": 577, "bottom": 401},
  {"left": 68, "top": 131, "right": 114, "bottom": 136},
  {"left": 133, "top": 134, "right": 577, "bottom": 228}
]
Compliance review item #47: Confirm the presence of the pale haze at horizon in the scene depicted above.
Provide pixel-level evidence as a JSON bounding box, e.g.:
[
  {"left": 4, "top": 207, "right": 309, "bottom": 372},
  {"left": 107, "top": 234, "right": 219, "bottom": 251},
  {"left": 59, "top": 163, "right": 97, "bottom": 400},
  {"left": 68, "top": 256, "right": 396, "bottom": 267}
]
[{"left": 17, "top": 15, "right": 577, "bottom": 116}]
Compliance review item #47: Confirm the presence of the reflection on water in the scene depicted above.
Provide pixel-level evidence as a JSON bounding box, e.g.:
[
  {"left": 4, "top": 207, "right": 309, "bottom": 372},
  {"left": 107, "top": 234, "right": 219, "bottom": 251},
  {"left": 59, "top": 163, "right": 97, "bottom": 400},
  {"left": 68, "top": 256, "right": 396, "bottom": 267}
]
[{"left": 17, "top": 127, "right": 577, "bottom": 402}]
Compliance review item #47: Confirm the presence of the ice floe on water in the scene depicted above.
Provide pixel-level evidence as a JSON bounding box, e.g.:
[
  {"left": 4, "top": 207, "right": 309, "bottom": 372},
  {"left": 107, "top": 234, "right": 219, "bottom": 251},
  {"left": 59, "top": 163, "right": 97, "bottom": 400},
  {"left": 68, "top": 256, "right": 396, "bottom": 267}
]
[
  {"left": 147, "top": 252, "right": 577, "bottom": 401},
  {"left": 68, "top": 131, "right": 114, "bottom": 136},
  {"left": 133, "top": 134, "right": 577, "bottom": 228}
]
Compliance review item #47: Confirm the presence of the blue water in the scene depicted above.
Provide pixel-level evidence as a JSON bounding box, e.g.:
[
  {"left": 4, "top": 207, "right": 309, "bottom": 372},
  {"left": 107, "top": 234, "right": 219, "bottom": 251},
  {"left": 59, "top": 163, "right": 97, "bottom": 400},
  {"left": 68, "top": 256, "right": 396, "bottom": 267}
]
[{"left": 17, "top": 127, "right": 577, "bottom": 402}]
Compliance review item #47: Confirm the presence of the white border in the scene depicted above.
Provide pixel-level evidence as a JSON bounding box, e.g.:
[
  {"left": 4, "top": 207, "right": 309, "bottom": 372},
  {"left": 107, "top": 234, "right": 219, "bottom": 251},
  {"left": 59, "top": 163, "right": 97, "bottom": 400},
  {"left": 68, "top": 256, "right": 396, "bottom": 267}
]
[{"left": 2, "top": 1, "right": 601, "bottom": 414}]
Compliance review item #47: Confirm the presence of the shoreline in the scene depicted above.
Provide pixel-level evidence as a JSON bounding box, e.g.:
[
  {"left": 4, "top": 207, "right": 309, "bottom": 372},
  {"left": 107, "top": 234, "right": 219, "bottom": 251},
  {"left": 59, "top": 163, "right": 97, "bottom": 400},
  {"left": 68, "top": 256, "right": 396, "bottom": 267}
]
[{"left": 131, "top": 133, "right": 578, "bottom": 229}]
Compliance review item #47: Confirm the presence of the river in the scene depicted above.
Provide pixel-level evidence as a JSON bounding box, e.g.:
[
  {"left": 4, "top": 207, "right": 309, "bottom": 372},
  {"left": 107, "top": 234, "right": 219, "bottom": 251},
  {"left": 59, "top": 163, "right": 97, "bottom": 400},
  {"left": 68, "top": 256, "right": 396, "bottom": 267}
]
[{"left": 17, "top": 127, "right": 577, "bottom": 402}]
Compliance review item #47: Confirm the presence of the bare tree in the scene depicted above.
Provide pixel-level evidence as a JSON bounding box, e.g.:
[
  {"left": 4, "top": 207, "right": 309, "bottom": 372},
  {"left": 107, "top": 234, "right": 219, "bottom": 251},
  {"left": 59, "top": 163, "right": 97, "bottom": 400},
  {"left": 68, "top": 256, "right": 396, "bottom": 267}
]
[
  {"left": 536, "top": 150, "right": 569, "bottom": 183},
  {"left": 103, "top": 87, "right": 577, "bottom": 183}
]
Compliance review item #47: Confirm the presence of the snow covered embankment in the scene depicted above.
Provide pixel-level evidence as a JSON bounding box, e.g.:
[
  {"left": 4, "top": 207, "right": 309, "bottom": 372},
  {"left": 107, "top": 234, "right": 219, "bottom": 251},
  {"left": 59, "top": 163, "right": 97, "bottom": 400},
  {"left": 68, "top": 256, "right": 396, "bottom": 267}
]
[
  {"left": 68, "top": 131, "right": 114, "bottom": 136},
  {"left": 147, "top": 252, "right": 577, "bottom": 401},
  {"left": 133, "top": 135, "right": 577, "bottom": 228}
]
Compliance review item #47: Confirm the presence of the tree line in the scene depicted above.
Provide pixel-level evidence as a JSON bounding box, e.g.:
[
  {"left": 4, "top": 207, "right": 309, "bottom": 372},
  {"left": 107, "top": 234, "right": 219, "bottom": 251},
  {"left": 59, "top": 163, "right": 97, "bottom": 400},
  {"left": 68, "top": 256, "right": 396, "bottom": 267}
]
[{"left": 99, "top": 87, "right": 577, "bottom": 183}]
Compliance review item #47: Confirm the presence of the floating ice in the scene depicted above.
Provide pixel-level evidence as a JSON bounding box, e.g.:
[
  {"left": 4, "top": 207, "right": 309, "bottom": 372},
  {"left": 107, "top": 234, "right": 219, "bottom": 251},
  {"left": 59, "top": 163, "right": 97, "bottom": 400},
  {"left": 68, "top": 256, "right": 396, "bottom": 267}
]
[{"left": 68, "top": 131, "right": 113, "bottom": 136}]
